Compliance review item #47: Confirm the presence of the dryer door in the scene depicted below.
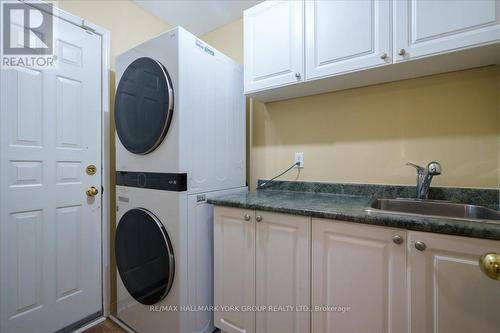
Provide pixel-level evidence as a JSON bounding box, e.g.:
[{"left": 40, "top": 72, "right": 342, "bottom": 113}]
[
  {"left": 115, "top": 208, "right": 175, "bottom": 305},
  {"left": 115, "top": 57, "right": 174, "bottom": 154}
]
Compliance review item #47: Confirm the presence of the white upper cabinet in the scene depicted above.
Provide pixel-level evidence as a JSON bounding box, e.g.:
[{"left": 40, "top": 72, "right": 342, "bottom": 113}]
[
  {"left": 394, "top": 0, "right": 500, "bottom": 62},
  {"left": 305, "top": 0, "right": 391, "bottom": 80},
  {"left": 408, "top": 231, "right": 500, "bottom": 333},
  {"left": 244, "top": 0, "right": 500, "bottom": 102},
  {"left": 244, "top": 0, "right": 304, "bottom": 93}
]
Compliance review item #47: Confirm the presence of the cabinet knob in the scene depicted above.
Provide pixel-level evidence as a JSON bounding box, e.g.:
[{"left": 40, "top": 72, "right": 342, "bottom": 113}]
[
  {"left": 398, "top": 48, "right": 406, "bottom": 56},
  {"left": 414, "top": 241, "right": 426, "bottom": 251},
  {"left": 392, "top": 235, "right": 404, "bottom": 245},
  {"left": 295, "top": 72, "right": 301, "bottom": 79},
  {"left": 380, "top": 52, "right": 388, "bottom": 60},
  {"left": 255, "top": 215, "right": 263, "bottom": 222},
  {"left": 244, "top": 214, "right": 251, "bottom": 221},
  {"left": 479, "top": 253, "right": 500, "bottom": 281}
]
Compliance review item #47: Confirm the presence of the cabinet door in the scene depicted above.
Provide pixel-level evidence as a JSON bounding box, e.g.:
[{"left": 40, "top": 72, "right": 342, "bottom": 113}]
[
  {"left": 394, "top": 0, "right": 500, "bottom": 62},
  {"left": 255, "top": 211, "right": 310, "bottom": 333},
  {"left": 408, "top": 231, "right": 500, "bottom": 333},
  {"left": 214, "top": 207, "right": 255, "bottom": 333},
  {"left": 305, "top": 0, "right": 391, "bottom": 80},
  {"left": 244, "top": 0, "right": 304, "bottom": 93},
  {"left": 312, "top": 219, "right": 407, "bottom": 333}
]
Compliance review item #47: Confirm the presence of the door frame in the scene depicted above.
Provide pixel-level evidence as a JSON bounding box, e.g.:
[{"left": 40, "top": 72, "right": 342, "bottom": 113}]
[{"left": 23, "top": 0, "right": 112, "bottom": 321}]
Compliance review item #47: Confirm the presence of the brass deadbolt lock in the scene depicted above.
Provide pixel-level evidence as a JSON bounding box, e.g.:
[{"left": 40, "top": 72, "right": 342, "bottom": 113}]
[{"left": 86, "top": 165, "right": 97, "bottom": 175}]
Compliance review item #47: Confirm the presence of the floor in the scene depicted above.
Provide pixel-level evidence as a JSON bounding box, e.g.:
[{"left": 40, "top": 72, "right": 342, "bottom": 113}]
[{"left": 83, "top": 319, "right": 126, "bottom": 333}]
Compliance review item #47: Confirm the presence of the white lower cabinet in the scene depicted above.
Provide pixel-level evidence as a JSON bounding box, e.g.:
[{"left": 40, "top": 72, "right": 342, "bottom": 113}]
[
  {"left": 256, "top": 211, "right": 310, "bottom": 333},
  {"left": 214, "top": 207, "right": 256, "bottom": 333},
  {"left": 408, "top": 231, "right": 500, "bottom": 333},
  {"left": 311, "top": 218, "right": 407, "bottom": 333},
  {"left": 214, "top": 207, "right": 310, "bottom": 333},
  {"left": 214, "top": 207, "right": 500, "bottom": 333}
]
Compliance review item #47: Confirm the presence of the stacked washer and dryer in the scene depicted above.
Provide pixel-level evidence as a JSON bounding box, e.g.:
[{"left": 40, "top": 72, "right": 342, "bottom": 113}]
[{"left": 113, "top": 27, "right": 246, "bottom": 333}]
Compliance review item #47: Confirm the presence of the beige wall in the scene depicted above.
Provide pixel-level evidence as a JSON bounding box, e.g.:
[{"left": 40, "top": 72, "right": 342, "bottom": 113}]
[
  {"left": 51, "top": 0, "right": 171, "bottom": 70},
  {"left": 203, "top": 18, "right": 244, "bottom": 64},
  {"left": 202, "top": 19, "right": 500, "bottom": 189}
]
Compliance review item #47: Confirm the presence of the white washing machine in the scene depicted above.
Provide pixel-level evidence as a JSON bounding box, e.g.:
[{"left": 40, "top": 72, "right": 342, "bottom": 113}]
[
  {"left": 113, "top": 26, "right": 246, "bottom": 333},
  {"left": 115, "top": 185, "right": 246, "bottom": 333},
  {"left": 114, "top": 26, "right": 245, "bottom": 194}
]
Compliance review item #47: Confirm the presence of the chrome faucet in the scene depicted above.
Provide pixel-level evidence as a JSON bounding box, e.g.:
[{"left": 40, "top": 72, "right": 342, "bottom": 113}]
[{"left": 406, "top": 161, "right": 442, "bottom": 199}]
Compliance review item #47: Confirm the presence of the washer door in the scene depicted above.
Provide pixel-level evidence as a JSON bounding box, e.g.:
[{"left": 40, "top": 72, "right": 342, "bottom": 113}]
[
  {"left": 115, "top": 208, "right": 175, "bottom": 305},
  {"left": 115, "top": 57, "right": 174, "bottom": 155}
]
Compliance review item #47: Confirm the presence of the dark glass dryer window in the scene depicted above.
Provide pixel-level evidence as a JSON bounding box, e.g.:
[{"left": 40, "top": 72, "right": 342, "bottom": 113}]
[
  {"left": 115, "top": 57, "right": 174, "bottom": 155},
  {"left": 115, "top": 208, "right": 175, "bottom": 305}
]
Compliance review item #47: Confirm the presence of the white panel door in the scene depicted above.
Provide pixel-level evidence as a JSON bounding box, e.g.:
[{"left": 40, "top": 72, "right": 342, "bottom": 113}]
[
  {"left": 0, "top": 16, "right": 102, "bottom": 333},
  {"left": 312, "top": 219, "right": 407, "bottom": 333},
  {"left": 214, "top": 207, "right": 255, "bottom": 333},
  {"left": 408, "top": 231, "right": 500, "bottom": 333},
  {"left": 305, "top": 0, "right": 391, "bottom": 79},
  {"left": 394, "top": 0, "right": 500, "bottom": 62},
  {"left": 244, "top": 0, "right": 304, "bottom": 93},
  {"left": 255, "top": 211, "right": 310, "bottom": 333}
]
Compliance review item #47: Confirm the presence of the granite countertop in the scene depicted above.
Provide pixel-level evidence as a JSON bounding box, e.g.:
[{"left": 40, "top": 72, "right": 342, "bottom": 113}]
[{"left": 208, "top": 189, "right": 500, "bottom": 241}]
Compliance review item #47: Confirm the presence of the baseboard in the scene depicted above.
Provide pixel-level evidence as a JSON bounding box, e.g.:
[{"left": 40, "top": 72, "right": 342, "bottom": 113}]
[
  {"left": 72, "top": 316, "right": 105, "bottom": 333},
  {"left": 109, "top": 315, "right": 136, "bottom": 333}
]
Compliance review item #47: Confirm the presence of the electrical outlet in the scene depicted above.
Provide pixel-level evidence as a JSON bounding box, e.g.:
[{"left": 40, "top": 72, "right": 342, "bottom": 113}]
[{"left": 294, "top": 152, "right": 304, "bottom": 168}]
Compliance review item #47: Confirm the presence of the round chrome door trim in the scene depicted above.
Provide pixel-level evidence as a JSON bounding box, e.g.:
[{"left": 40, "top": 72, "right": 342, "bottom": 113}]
[
  {"left": 137, "top": 207, "right": 175, "bottom": 300},
  {"left": 141, "top": 59, "right": 174, "bottom": 155},
  {"left": 115, "top": 57, "right": 175, "bottom": 155},
  {"left": 115, "top": 207, "right": 175, "bottom": 305}
]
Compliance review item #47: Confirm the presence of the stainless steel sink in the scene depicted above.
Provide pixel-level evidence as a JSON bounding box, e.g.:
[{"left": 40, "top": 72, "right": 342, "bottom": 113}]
[{"left": 366, "top": 198, "right": 500, "bottom": 222}]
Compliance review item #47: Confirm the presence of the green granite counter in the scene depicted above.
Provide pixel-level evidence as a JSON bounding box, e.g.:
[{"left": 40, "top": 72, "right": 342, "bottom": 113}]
[{"left": 208, "top": 188, "right": 500, "bottom": 241}]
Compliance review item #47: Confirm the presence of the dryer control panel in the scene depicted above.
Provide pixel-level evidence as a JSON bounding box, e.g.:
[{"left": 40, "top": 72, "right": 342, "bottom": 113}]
[{"left": 116, "top": 171, "right": 187, "bottom": 192}]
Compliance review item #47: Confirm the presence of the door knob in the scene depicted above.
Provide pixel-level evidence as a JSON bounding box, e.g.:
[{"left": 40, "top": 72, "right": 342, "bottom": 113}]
[
  {"left": 380, "top": 52, "right": 388, "bottom": 60},
  {"left": 244, "top": 214, "right": 251, "bottom": 221},
  {"left": 398, "top": 48, "right": 406, "bottom": 56},
  {"left": 255, "top": 215, "right": 263, "bottom": 222},
  {"left": 479, "top": 253, "right": 500, "bottom": 281},
  {"left": 86, "top": 186, "right": 99, "bottom": 197}
]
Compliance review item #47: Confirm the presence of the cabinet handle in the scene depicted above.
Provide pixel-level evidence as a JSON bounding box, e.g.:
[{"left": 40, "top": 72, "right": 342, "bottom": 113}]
[
  {"left": 255, "top": 215, "right": 263, "bottom": 222},
  {"left": 380, "top": 52, "right": 388, "bottom": 60},
  {"left": 244, "top": 214, "right": 251, "bottom": 221},
  {"left": 392, "top": 235, "right": 404, "bottom": 245},
  {"left": 479, "top": 253, "right": 500, "bottom": 281},
  {"left": 414, "top": 241, "right": 426, "bottom": 251},
  {"left": 398, "top": 48, "right": 406, "bottom": 56},
  {"left": 295, "top": 72, "right": 301, "bottom": 79}
]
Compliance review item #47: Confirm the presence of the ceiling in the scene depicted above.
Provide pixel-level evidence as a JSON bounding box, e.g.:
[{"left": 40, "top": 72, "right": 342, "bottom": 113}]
[{"left": 133, "top": 0, "right": 263, "bottom": 36}]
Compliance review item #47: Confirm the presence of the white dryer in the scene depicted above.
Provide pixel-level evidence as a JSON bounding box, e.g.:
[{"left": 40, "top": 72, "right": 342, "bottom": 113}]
[
  {"left": 114, "top": 26, "right": 245, "bottom": 194},
  {"left": 115, "top": 185, "right": 246, "bottom": 333},
  {"left": 113, "top": 26, "right": 246, "bottom": 333}
]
